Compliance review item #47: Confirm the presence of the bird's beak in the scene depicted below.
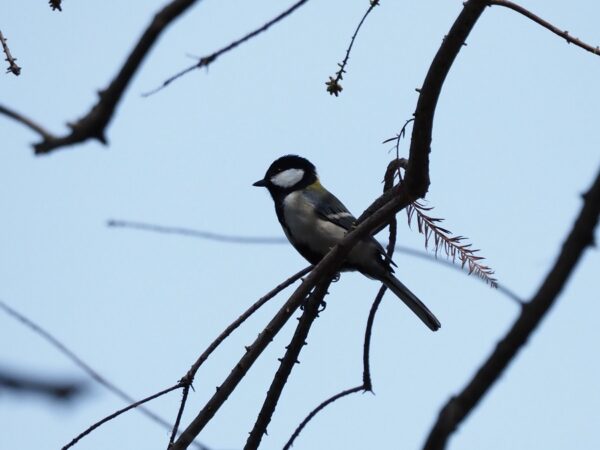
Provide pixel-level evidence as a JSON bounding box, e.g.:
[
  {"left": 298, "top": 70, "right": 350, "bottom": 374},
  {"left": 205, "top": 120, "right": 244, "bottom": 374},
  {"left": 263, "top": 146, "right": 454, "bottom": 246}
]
[{"left": 253, "top": 179, "right": 267, "bottom": 187}]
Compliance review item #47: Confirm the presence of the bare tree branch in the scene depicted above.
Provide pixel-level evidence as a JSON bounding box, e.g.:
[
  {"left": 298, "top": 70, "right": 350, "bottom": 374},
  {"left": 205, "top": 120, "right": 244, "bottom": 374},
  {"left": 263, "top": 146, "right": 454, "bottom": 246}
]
[
  {"left": 0, "top": 299, "right": 206, "bottom": 448},
  {"left": 62, "top": 383, "right": 184, "bottom": 450},
  {"left": 168, "top": 266, "right": 311, "bottom": 447},
  {"left": 325, "top": 0, "right": 380, "bottom": 96},
  {"left": 489, "top": 0, "right": 600, "bottom": 56},
  {"left": 0, "top": 29, "right": 21, "bottom": 75},
  {"left": 30, "top": 0, "right": 204, "bottom": 155},
  {"left": 244, "top": 279, "right": 332, "bottom": 449},
  {"left": 0, "top": 367, "right": 85, "bottom": 401},
  {"left": 108, "top": 219, "right": 285, "bottom": 244},
  {"left": 108, "top": 219, "right": 522, "bottom": 303},
  {"left": 0, "top": 103, "right": 56, "bottom": 141},
  {"left": 423, "top": 165, "right": 600, "bottom": 450},
  {"left": 405, "top": 0, "right": 488, "bottom": 196},
  {"left": 145, "top": 0, "right": 311, "bottom": 96}
]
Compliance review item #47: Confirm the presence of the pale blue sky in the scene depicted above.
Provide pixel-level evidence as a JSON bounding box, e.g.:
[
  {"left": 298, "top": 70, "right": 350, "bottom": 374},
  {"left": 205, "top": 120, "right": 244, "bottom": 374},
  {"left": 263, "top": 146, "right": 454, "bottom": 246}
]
[{"left": 1, "top": 1, "right": 599, "bottom": 449}]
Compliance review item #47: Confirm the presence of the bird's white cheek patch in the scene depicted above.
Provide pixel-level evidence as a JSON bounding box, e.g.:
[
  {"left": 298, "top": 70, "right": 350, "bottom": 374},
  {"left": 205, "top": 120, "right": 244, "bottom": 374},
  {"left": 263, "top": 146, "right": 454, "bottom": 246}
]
[{"left": 271, "top": 168, "right": 304, "bottom": 188}]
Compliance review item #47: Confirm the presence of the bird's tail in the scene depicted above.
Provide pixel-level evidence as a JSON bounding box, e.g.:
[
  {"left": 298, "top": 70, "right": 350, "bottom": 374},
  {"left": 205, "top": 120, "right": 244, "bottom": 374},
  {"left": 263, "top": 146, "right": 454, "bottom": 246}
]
[{"left": 380, "top": 273, "right": 441, "bottom": 331}]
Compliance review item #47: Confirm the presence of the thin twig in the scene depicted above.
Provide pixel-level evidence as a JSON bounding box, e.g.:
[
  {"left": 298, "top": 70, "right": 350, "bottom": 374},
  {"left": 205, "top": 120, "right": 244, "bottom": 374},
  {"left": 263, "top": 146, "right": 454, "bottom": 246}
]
[
  {"left": 244, "top": 279, "right": 331, "bottom": 449},
  {"left": 489, "top": 0, "right": 600, "bottom": 56},
  {"left": 30, "top": 0, "right": 204, "bottom": 154},
  {"left": 62, "top": 383, "right": 184, "bottom": 450},
  {"left": 326, "top": 0, "right": 380, "bottom": 96},
  {"left": 423, "top": 165, "right": 600, "bottom": 450},
  {"left": 107, "top": 219, "right": 521, "bottom": 304},
  {"left": 0, "top": 299, "right": 207, "bottom": 449},
  {"left": 145, "top": 0, "right": 311, "bottom": 96},
  {"left": 167, "top": 266, "right": 311, "bottom": 448},
  {"left": 0, "top": 103, "right": 56, "bottom": 141},
  {"left": 282, "top": 385, "right": 363, "bottom": 450},
  {"left": 108, "top": 219, "right": 285, "bottom": 244},
  {"left": 0, "top": 29, "right": 21, "bottom": 75}
]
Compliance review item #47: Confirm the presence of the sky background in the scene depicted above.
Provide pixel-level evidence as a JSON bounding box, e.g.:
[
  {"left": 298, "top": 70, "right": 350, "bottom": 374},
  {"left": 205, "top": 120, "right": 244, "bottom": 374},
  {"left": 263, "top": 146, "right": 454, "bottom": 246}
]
[{"left": 1, "top": 1, "right": 599, "bottom": 449}]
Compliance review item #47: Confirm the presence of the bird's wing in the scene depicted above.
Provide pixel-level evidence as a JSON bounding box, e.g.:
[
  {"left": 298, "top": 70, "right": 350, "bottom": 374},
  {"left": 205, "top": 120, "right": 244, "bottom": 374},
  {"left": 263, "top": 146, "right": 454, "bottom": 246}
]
[
  {"left": 304, "top": 183, "right": 357, "bottom": 231},
  {"left": 305, "top": 182, "right": 396, "bottom": 268}
]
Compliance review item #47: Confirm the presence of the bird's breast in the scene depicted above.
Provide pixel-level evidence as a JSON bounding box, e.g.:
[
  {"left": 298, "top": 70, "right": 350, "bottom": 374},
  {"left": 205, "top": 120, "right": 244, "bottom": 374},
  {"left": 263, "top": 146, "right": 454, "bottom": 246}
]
[{"left": 281, "top": 191, "right": 345, "bottom": 254}]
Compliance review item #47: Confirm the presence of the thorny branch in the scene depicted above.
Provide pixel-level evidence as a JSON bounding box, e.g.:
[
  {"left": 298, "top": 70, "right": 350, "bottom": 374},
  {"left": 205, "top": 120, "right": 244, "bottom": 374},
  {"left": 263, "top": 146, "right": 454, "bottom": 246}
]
[
  {"left": 244, "top": 279, "right": 332, "bottom": 450},
  {"left": 0, "top": 29, "right": 21, "bottom": 75},
  {"left": 489, "top": 0, "right": 600, "bottom": 56},
  {"left": 167, "top": 266, "right": 311, "bottom": 447},
  {"left": 423, "top": 165, "right": 600, "bottom": 450},
  {"left": 145, "top": 0, "right": 311, "bottom": 96},
  {"left": 326, "top": 0, "right": 379, "bottom": 96}
]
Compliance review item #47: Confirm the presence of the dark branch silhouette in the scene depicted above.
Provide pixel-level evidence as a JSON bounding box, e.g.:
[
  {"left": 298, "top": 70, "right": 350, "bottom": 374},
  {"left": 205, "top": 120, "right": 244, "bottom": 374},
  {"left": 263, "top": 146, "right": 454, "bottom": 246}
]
[
  {"left": 244, "top": 279, "right": 332, "bottom": 449},
  {"left": 167, "top": 266, "right": 311, "bottom": 447},
  {"left": 145, "top": 0, "right": 311, "bottom": 96},
  {"left": 0, "top": 299, "right": 206, "bottom": 449},
  {"left": 0, "top": 103, "right": 56, "bottom": 141},
  {"left": 326, "top": 0, "right": 379, "bottom": 96},
  {"left": 423, "top": 165, "right": 600, "bottom": 450},
  {"left": 0, "top": 29, "right": 21, "bottom": 75},
  {"left": 108, "top": 219, "right": 285, "bottom": 244},
  {"left": 0, "top": 367, "right": 85, "bottom": 401},
  {"left": 489, "top": 0, "right": 600, "bottom": 56},
  {"left": 108, "top": 219, "right": 519, "bottom": 303},
  {"left": 62, "top": 383, "right": 186, "bottom": 450},
  {"left": 16, "top": 0, "right": 205, "bottom": 154}
]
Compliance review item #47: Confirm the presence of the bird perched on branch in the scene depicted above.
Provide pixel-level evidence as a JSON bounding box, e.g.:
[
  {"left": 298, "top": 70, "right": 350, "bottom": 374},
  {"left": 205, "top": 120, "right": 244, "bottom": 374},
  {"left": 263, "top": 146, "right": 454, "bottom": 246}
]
[{"left": 253, "top": 155, "right": 440, "bottom": 331}]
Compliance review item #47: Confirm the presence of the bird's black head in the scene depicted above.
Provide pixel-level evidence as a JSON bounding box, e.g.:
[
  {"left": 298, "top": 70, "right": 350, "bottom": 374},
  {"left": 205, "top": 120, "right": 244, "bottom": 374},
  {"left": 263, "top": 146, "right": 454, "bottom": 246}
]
[{"left": 253, "top": 155, "right": 318, "bottom": 194}]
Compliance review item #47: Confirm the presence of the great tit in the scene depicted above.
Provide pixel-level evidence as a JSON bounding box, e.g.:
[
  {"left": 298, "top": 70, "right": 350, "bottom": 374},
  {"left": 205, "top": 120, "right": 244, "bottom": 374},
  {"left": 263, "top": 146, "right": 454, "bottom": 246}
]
[{"left": 253, "top": 155, "right": 440, "bottom": 331}]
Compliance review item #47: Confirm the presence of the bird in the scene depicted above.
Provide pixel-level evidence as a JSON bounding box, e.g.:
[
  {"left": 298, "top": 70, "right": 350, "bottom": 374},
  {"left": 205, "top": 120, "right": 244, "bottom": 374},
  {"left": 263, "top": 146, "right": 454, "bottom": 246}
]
[{"left": 253, "top": 155, "right": 440, "bottom": 331}]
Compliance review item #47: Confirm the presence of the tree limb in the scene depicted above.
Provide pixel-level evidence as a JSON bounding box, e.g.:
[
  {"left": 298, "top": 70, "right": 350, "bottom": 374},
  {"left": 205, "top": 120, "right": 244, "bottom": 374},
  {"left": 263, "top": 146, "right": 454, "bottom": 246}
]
[
  {"left": 423, "top": 166, "right": 600, "bottom": 450},
  {"left": 406, "top": 0, "right": 488, "bottom": 196},
  {"left": 0, "top": 299, "right": 204, "bottom": 447},
  {"left": 489, "top": 0, "right": 600, "bottom": 56},
  {"left": 244, "top": 278, "right": 332, "bottom": 450},
  {"left": 32, "top": 0, "right": 204, "bottom": 155},
  {"left": 62, "top": 383, "right": 185, "bottom": 450},
  {"left": 167, "top": 266, "right": 311, "bottom": 447},
  {"left": 0, "top": 104, "right": 55, "bottom": 141},
  {"left": 145, "top": 0, "right": 311, "bottom": 96},
  {"left": 0, "top": 29, "right": 21, "bottom": 75}
]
